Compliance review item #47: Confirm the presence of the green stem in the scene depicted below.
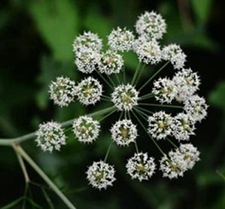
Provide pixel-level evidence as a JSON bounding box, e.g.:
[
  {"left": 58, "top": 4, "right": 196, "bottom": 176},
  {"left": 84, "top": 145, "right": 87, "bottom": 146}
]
[
  {"left": 99, "top": 107, "right": 117, "bottom": 122},
  {"left": 13, "top": 143, "right": 76, "bottom": 209},
  {"left": 166, "top": 137, "right": 178, "bottom": 148},
  {"left": 0, "top": 132, "right": 37, "bottom": 146},
  {"left": 132, "top": 109, "right": 165, "bottom": 155},
  {"left": 104, "top": 142, "right": 113, "bottom": 162},
  {"left": 123, "top": 67, "right": 126, "bottom": 84},
  {"left": 139, "top": 61, "right": 169, "bottom": 91},
  {"left": 131, "top": 62, "right": 141, "bottom": 85},
  {"left": 115, "top": 73, "right": 121, "bottom": 85},
  {"left": 135, "top": 63, "right": 146, "bottom": 86},
  {"left": 139, "top": 103, "right": 183, "bottom": 109},
  {"left": 134, "top": 106, "right": 154, "bottom": 115},
  {"left": 95, "top": 69, "right": 113, "bottom": 90},
  {"left": 0, "top": 106, "right": 115, "bottom": 146},
  {"left": 134, "top": 141, "right": 139, "bottom": 153},
  {"left": 139, "top": 93, "right": 154, "bottom": 100},
  {"left": 22, "top": 183, "right": 29, "bottom": 209},
  {"left": 13, "top": 144, "right": 30, "bottom": 183},
  {"left": 216, "top": 170, "right": 225, "bottom": 181}
]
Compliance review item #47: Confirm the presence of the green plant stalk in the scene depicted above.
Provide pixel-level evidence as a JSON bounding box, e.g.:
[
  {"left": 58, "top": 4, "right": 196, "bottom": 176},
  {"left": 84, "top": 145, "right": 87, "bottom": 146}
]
[
  {"left": 0, "top": 106, "right": 115, "bottom": 146},
  {"left": 13, "top": 145, "right": 30, "bottom": 183},
  {"left": 13, "top": 143, "right": 76, "bottom": 209},
  {"left": 139, "top": 61, "right": 170, "bottom": 91}
]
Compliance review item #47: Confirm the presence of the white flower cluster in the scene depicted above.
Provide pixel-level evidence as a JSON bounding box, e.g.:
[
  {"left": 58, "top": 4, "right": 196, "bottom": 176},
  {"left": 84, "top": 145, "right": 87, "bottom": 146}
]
[
  {"left": 72, "top": 115, "right": 100, "bottom": 143},
  {"left": 35, "top": 121, "right": 66, "bottom": 152},
  {"left": 86, "top": 161, "right": 116, "bottom": 190},
  {"left": 49, "top": 76, "right": 76, "bottom": 107},
  {"left": 160, "top": 143, "right": 200, "bottom": 179},
  {"left": 126, "top": 152, "right": 156, "bottom": 181},
  {"left": 110, "top": 119, "right": 138, "bottom": 146},
  {"left": 36, "top": 11, "right": 208, "bottom": 190},
  {"left": 111, "top": 84, "right": 139, "bottom": 111}
]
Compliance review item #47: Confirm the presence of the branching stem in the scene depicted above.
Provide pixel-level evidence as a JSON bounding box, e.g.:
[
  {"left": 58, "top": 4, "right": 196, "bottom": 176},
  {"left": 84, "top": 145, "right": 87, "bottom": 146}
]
[{"left": 13, "top": 143, "right": 76, "bottom": 209}]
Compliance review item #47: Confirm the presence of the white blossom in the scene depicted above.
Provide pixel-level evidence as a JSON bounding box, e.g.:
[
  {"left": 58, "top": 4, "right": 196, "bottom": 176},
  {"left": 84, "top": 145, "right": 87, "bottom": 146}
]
[
  {"left": 35, "top": 121, "right": 66, "bottom": 152},
  {"left": 173, "top": 68, "right": 200, "bottom": 102},
  {"left": 111, "top": 84, "right": 139, "bottom": 111},
  {"left": 110, "top": 119, "right": 138, "bottom": 146},
  {"left": 73, "top": 31, "right": 102, "bottom": 53},
  {"left": 133, "top": 37, "right": 162, "bottom": 65},
  {"left": 178, "top": 143, "right": 200, "bottom": 169},
  {"left": 126, "top": 152, "right": 156, "bottom": 181},
  {"left": 108, "top": 27, "right": 134, "bottom": 52},
  {"left": 76, "top": 77, "right": 103, "bottom": 106},
  {"left": 135, "top": 11, "right": 166, "bottom": 39},
  {"left": 98, "top": 50, "right": 124, "bottom": 75},
  {"left": 172, "top": 113, "right": 196, "bottom": 141},
  {"left": 86, "top": 161, "right": 116, "bottom": 190},
  {"left": 75, "top": 47, "right": 101, "bottom": 74},
  {"left": 49, "top": 76, "right": 76, "bottom": 107},
  {"left": 148, "top": 111, "right": 173, "bottom": 140},
  {"left": 160, "top": 143, "right": 200, "bottom": 179},
  {"left": 73, "top": 116, "right": 100, "bottom": 143},
  {"left": 162, "top": 44, "right": 186, "bottom": 69},
  {"left": 184, "top": 95, "right": 208, "bottom": 122},
  {"left": 152, "top": 77, "right": 177, "bottom": 103}
]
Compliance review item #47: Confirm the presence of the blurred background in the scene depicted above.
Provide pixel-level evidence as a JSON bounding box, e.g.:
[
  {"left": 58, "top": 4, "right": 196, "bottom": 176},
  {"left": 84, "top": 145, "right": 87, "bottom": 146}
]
[{"left": 0, "top": 0, "right": 225, "bottom": 208}]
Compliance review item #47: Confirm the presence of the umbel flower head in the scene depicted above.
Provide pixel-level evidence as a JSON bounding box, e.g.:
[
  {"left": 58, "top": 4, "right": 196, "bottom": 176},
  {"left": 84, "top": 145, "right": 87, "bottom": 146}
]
[
  {"left": 126, "top": 152, "right": 156, "bottom": 181},
  {"left": 49, "top": 76, "right": 76, "bottom": 107},
  {"left": 72, "top": 115, "right": 100, "bottom": 143},
  {"left": 35, "top": 121, "right": 66, "bottom": 152},
  {"left": 110, "top": 119, "right": 138, "bottom": 146},
  {"left": 35, "top": 11, "right": 208, "bottom": 189},
  {"left": 86, "top": 161, "right": 116, "bottom": 190}
]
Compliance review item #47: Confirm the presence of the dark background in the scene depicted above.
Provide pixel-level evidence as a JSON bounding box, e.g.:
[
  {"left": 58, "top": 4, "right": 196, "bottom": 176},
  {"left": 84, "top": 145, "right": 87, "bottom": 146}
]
[{"left": 0, "top": 0, "right": 225, "bottom": 208}]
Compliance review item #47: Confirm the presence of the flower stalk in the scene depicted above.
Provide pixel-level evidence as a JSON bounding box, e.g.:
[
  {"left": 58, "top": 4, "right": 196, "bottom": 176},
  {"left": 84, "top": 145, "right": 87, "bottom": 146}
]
[{"left": 13, "top": 143, "right": 76, "bottom": 209}]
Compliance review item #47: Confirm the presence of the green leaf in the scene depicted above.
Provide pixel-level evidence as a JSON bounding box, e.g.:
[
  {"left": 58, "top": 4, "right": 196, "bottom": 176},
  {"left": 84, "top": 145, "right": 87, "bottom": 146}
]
[
  {"left": 29, "top": 0, "right": 79, "bottom": 61},
  {"left": 190, "top": 0, "right": 213, "bottom": 24},
  {"left": 208, "top": 81, "right": 225, "bottom": 110},
  {"left": 84, "top": 8, "right": 112, "bottom": 45}
]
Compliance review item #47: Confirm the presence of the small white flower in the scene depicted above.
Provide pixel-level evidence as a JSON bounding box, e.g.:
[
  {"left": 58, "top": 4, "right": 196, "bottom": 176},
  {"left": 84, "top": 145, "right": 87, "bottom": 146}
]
[
  {"left": 178, "top": 143, "right": 200, "bottom": 170},
  {"left": 35, "top": 121, "right": 66, "bottom": 152},
  {"left": 133, "top": 37, "right": 162, "bottom": 65},
  {"left": 173, "top": 68, "right": 200, "bottom": 102},
  {"left": 126, "top": 152, "right": 156, "bottom": 181},
  {"left": 76, "top": 77, "right": 103, "bottom": 106},
  {"left": 98, "top": 50, "right": 124, "bottom": 75},
  {"left": 49, "top": 76, "right": 76, "bottom": 107},
  {"left": 111, "top": 84, "right": 139, "bottom": 111},
  {"left": 108, "top": 27, "right": 134, "bottom": 52},
  {"left": 73, "top": 116, "right": 100, "bottom": 143},
  {"left": 148, "top": 111, "right": 173, "bottom": 140},
  {"left": 135, "top": 11, "right": 166, "bottom": 39},
  {"left": 152, "top": 77, "right": 177, "bottom": 103},
  {"left": 184, "top": 95, "right": 208, "bottom": 122},
  {"left": 160, "top": 144, "right": 200, "bottom": 179},
  {"left": 86, "top": 161, "right": 116, "bottom": 190},
  {"left": 159, "top": 152, "right": 186, "bottom": 179},
  {"left": 162, "top": 44, "right": 186, "bottom": 69},
  {"left": 75, "top": 47, "right": 101, "bottom": 74},
  {"left": 73, "top": 31, "right": 102, "bottom": 53},
  {"left": 110, "top": 119, "right": 138, "bottom": 146},
  {"left": 172, "top": 113, "right": 196, "bottom": 141}
]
